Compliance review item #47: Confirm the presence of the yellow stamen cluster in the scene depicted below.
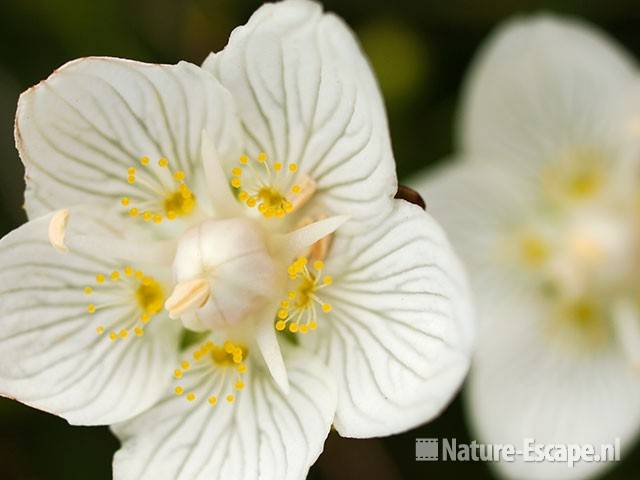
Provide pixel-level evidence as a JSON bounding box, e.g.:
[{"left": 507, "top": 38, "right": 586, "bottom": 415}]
[
  {"left": 275, "top": 257, "right": 333, "bottom": 334},
  {"left": 230, "top": 152, "right": 304, "bottom": 218},
  {"left": 173, "top": 339, "right": 248, "bottom": 407},
  {"left": 85, "top": 266, "right": 164, "bottom": 341},
  {"left": 122, "top": 156, "right": 195, "bottom": 224}
]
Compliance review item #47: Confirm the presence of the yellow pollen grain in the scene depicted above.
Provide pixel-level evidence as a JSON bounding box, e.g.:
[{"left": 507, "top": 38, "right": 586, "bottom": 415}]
[
  {"left": 239, "top": 155, "right": 249, "bottom": 165},
  {"left": 129, "top": 208, "right": 139, "bottom": 217},
  {"left": 231, "top": 178, "right": 241, "bottom": 188},
  {"left": 289, "top": 323, "right": 299, "bottom": 333},
  {"left": 258, "top": 152, "right": 267, "bottom": 163},
  {"left": 275, "top": 320, "right": 286, "bottom": 331},
  {"left": 208, "top": 396, "right": 218, "bottom": 405},
  {"left": 141, "top": 313, "right": 151, "bottom": 324},
  {"left": 323, "top": 276, "right": 333, "bottom": 285},
  {"left": 158, "top": 158, "right": 169, "bottom": 167},
  {"left": 313, "top": 260, "right": 324, "bottom": 271},
  {"left": 237, "top": 364, "right": 247, "bottom": 374},
  {"left": 109, "top": 332, "right": 118, "bottom": 341},
  {"left": 110, "top": 271, "right": 120, "bottom": 281},
  {"left": 87, "top": 304, "right": 96, "bottom": 314},
  {"left": 289, "top": 163, "right": 298, "bottom": 172},
  {"left": 134, "top": 327, "right": 144, "bottom": 337},
  {"left": 226, "top": 394, "right": 235, "bottom": 403},
  {"left": 124, "top": 266, "right": 133, "bottom": 276},
  {"left": 174, "top": 170, "right": 186, "bottom": 181},
  {"left": 175, "top": 386, "right": 184, "bottom": 395},
  {"left": 119, "top": 329, "right": 129, "bottom": 339},
  {"left": 84, "top": 286, "right": 93, "bottom": 295},
  {"left": 140, "top": 156, "right": 150, "bottom": 165},
  {"left": 292, "top": 185, "right": 302, "bottom": 194},
  {"left": 143, "top": 211, "right": 152, "bottom": 222},
  {"left": 174, "top": 369, "right": 183, "bottom": 379},
  {"left": 277, "top": 309, "right": 288, "bottom": 319},
  {"left": 186, "top": 392, "right": 196, "bottom": 402},
  {"left": 127, "top": 175, "right": 135, "bottom": 184},
  {"left": 274, "top": 162, "right": 283, "bottom": 171},
  {"left": 121, "top": 197, "right": 130, "bottom": 206},
  {"left": 96, "top": 274, "right": 105, "bottom": 283},
  {"left": 300, "top": 324, "right": 309, "bottom": 334},
  {"left": 322, "top": 303, "right": 332, "bottom": 313},
  {"left": 96, "top": 326, "right": 104, "bottom": 335},
  {"left": 235, "top": 380, "right": 244, "bottom": 390},
  {"left": 231, "top": 167, "right": 242, "bottom": 177},
  {"left": 127, "top": 167, "right": 136, "bottom": 175},
  {"left": 181, "top": 361, "right": 190, "bottom": 370},
  {"left": 309, "top": 321, "right": 318, "bottom": 330}
]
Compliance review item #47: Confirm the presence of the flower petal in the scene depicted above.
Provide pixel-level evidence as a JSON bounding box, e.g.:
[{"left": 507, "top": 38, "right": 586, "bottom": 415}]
[
  {"left": 460, "top": 15, "right": 640, "bottom": 175},
  {"left": 0, "top": 209, "right": 181, "bottom": 425},
  {"left": 203, "top": 0, "right": 397, "bottom": 224},
  {"left": 112, "top": 344, "right": 336, "bottom": 480},
  {"left": 467, "top": 277, "right": 640, "bottom": 480},
  {"left": 16, "top": 57, "right": 243, "bottom": 218},
  {"left": 303, "top": 200, "right": 474, "bottom": 437}
]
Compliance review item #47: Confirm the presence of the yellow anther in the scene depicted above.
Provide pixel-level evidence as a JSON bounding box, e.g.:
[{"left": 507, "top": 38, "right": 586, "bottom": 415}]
[
  {"left": 143, "top": 211, "right": 152, "bottom": 222},
  {"left": 322, "top": 303, "right": 332, "bottom": 313},
  {"left": 226, "top": 394, "right": 235, "bottom": 403},
  {"left": 181, "top": 361, "right": 190, "bottom": 370},
  {"left": 140, "top": 156, "right": 150, "bottom": 165},
  {"left": 300, "top": 324, "right": 309, "bottom": 334},
  {"left": 289, "top": 163, "right": 298, "bottom": 172},
  {"left": 288, "top": 291, "right": 296, "bottom": 300},
  {"left": 174, "top": 170, "right": 186, "bottom": 181},
  {"left": 237, "top": 364, "right": 247, "bottom": 374},
  {"left": 119, "top": 329, "right": 129, "bottom": 339},
  {"left": 141, "top": 313, "right": 150, "bottom": 324},
  {"left": 246, "top": 197, "right": 257, "bottom": 208},
  {"left": 134, "top": 327, "right": 144, "bottom": 337},
  {"left": 257, "top": 152, "right": 267, "bottom": 163},
  {"left": 292, "top": 185, "right": 302, "bottom": 194},
  {"left": 84, "top": 287, "right": 93, "bottom": 295},
  {"left": 175, "top": 386, "right": 184, "bottom": 395},
  {"left": 235, "top": 380, "right": 244, "bottom": 390},
  {"left": 313, "top": 260, "right": 324, "bottom": 271},
  {"left": 96, "top": 326, "right": 104, "bottom": 335},
  {"left": 158, "top": 157, "right": 169, "bottom": 167},
  {"left": 186, "top": 392, "right": 196, "bottom": 402},
  {"left": 277, "top": 309, "right": 288, "bottom": 319},
  {"left": 231, "top": 178, "right": 242, "bottom": 188},
  {"left": 231, "top": 167, "right": 242, "bottom": 177},
  {"left": 110, "top": 271, "right": 120, "bottom": 281},
  {"left": 174, "top": 369, "right": 183, "bottom": 378},
  {"left": 129, "top": 208, "right": 139, "bottom": 217},
  {"left": 127, "top": 175, "right": 135, "bottom": 184},
  {"left": 224, "top": 341, "right": 235, "bottom": 354},
  {"left": 275, "top": 320, "right": 286, "bottom": 331},
  {"left": 109, "top": 332, "right": 118, "bottom": 341},
  {"left": 121, "top": 197, "right": 130, "bottom": 206},
  {"left": 87, "top": 304, "right": 96, "bottom": 314},
  {"left": 238, "top": 191, "right": 249, "bottom": 201},
  {"left": 208, "top": 396, "right": 218, "bottom": 405},
  {"left": 323, "top": 276, "right": 333, "bottom": 285},
  {"left": 309, "top": 321, "right": 318, "bottom": 330},
  {"left": 274, "top": 162, "right": 283, "bottom": 171},
  {"left": 127, "top": 167, "right": 136, "bottom": 175},
  {"left": 289, "top": 323, "right": 299, "bottom": 333},
  {"left": 124, "top": 266, "right": 133, "bottom": 276},
  {"left": 153, "top": 214, "right": 162, "bottom": 224},
  {"left": 239, "top": 155, "right": 249, "bottom": 165}
]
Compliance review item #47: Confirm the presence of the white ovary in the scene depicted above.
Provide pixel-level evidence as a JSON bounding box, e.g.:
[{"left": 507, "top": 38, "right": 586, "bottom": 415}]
[{"left": 169, "top": 217, "right": 283, "bottom": 330}]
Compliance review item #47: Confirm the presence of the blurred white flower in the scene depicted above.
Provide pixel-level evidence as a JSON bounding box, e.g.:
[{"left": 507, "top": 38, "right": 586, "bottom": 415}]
[
  {"left": 0, "top": 0, "right": 473, "bottom": 478},
  {"left": 414, "top": 15, "right": 640, "bottom": 480}
]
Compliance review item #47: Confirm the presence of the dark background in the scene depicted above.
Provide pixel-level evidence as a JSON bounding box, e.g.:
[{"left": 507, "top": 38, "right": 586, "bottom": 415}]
[{"left": 0, "top": 0, "right": 639, "bottom": 478}]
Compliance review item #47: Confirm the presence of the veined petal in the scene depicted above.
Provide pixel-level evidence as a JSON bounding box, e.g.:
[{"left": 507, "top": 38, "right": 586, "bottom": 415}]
[
  {"left": 302, "top": 200, "right": 474, "bottom": 437},
  {"left": 16, "top": 57, "right": 243, "bottom": 218},
  {"left": 0, "top": 209, "right": 181, "bottom": 425},
  {"left": 255, "top": 313, "right": 290, "bottom": 394},
  {"left": 459, "top": 15, "right": 640, "bottom": 177},
  {"left": 204, "top": 0, "right": 397, "bottom": 225},
  {"left": 467, "top": 276, "right": 640, "bottom": 480},
  {"left": 112, "top": 343, "right": 336, "bottom": 480}
]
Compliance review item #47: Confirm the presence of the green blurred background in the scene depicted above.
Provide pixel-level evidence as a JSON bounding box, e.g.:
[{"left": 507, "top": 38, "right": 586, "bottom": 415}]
[{"left": 0, "top": 0, "right": 639, "bottom": 478}]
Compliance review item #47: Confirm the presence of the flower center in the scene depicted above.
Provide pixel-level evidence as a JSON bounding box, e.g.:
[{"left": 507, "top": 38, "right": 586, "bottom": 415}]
[
  {"left": 275, "top": 257, "right": 332, "bottom": 334},
  {"left": 230, "top": 152, "right": 315, "bottom": 218},
  {"left": 85, "top": 266, "right": 165, "bottom": 340},
  {"left": 543, "top": 146, "right": 607, "bottom": 202},
  {"left": 173, "top": 339, "right": 248, "bottom": 405},
  {"left": 121, "top": 156, "right": 196, "bottom": 223},
  {"left": 168, "top": 217, "right": 280, "bottom": 330}
]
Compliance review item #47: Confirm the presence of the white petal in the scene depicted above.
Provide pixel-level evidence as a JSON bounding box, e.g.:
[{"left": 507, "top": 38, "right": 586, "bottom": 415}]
[
  {"left": 0, "top": 210, "right": 181, "bottom": 425},
  {"left": 255, "top": 313, "right": 290, "bottom": 394},
  {"left": 459, "top": 15, "right": 640, "bottom": 176},
  {"left": 204, "top": 0, "right": 397, "bottom": 224},
  {"left": 16, "top": 57, "right": 243, "bottom": 218},
  {"left": 302, "top": 200, "right": 474, "bottom": 437},
  {"left": 112, "top": 344, "right": 336, "bottom": 480},
  {"left": 467, "top": 277, "right": 640, "bottom": 480},
  {"left": 410, "top": 159, "right": 536, "bottom": 273}
]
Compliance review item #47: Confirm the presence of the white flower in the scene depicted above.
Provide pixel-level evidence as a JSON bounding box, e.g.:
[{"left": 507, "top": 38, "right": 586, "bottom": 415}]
[
  {"left": 415, "top": 14, "right": 640, "bottom": 480},
  {"left": 0, "top": 0, "right": 473, "bottom": 478}
]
